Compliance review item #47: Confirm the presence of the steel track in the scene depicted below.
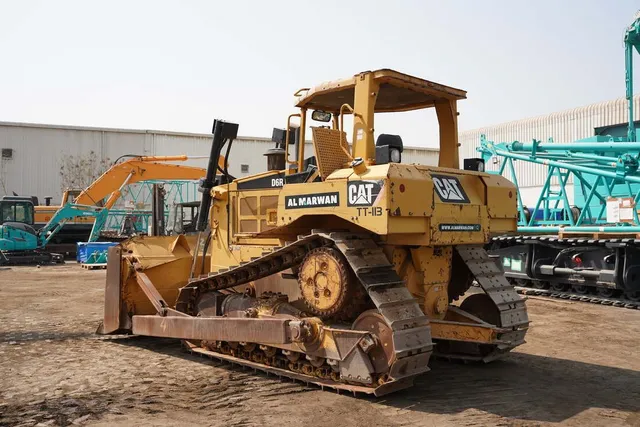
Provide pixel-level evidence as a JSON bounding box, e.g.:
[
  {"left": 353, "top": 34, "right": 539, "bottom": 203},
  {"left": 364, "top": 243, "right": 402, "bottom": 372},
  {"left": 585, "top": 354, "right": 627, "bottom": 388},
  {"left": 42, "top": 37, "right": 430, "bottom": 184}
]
[
  {"left": 183, "top": 341, "right": 380, "bottom": 395},
  {"left": 174, "top": 233, "right": 527, "bottom": 395},
  {"left": 490, "top": 235, "right": 640, "bottom": 310},
  {"left": 435, "top": 246, "right": 529, "bottom": 362},
  {"left": 176, "top": 231, "right": 432, "bottom": 396},
  {"left": 513, "top": 285, "right": 640, "bottom": 309}
]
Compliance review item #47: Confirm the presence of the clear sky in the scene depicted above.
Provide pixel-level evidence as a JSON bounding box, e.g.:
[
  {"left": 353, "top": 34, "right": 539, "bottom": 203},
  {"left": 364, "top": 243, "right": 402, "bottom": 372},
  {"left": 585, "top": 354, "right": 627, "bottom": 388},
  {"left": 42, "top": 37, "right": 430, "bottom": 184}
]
[{"left": 0, "top": 0, "right": 639, "bottom": 147}]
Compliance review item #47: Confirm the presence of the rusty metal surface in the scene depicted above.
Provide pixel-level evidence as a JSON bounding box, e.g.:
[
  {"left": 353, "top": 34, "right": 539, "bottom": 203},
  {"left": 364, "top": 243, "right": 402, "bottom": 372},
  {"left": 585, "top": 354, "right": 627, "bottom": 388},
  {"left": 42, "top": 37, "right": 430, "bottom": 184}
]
[
  {"left": 183, "top": 341, "right": 381, "bottom": 396},
  {"left": 301, "top": 327, "right": 369, "bottom": 361},
  {"left": 351, "top": 310, "right": 395, "bottom": 373},
  {"left": 132, "top": 315, "right": 294, "bottom": 344},
  {"left": 428, "top": 245, "right": 529, "bottom": 362},
  {"left": 330, "top": 232, "right": 433, "bottom": 381},
  {"left": 430, "top": 319, "right": 499, "bottom": 344},
  {"left": 135, "top": 272, "right": 167, "bottom": 314},
  {"left": 164, "top": 308, "right": 190, "bottom": 317},
  {"left": 338, "top": 347, "right": 375, "bottom": 384},
  {"left": 101, "top": 246, "right": 122, "bottom": 334},
  {"left": 327, "top": 328, "right": 368, "bottom": 360},
  {"left": 180, "top": 231, "right": 432, "bottom": 391}
]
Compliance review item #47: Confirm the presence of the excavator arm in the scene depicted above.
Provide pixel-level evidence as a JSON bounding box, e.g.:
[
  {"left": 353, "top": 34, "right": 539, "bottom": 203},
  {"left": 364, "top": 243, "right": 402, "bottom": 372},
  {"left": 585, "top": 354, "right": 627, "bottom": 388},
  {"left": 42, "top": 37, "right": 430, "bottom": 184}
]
[
  {"left": 36, "top": 155, "right": 211, "bottom": 247},
  {"left": 39, "top": 204, "right": 107, "bottom": 245},
  {"left": 74, "top": 155, "right": 212, "bottom": 209}
]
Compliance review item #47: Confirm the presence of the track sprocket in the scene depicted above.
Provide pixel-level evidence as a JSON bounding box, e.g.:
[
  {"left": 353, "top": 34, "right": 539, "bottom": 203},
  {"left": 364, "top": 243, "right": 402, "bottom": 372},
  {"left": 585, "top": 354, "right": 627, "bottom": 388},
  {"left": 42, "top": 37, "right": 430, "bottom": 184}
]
[{"left": 297, "top": 246, "right": 357, "bottom": 320}]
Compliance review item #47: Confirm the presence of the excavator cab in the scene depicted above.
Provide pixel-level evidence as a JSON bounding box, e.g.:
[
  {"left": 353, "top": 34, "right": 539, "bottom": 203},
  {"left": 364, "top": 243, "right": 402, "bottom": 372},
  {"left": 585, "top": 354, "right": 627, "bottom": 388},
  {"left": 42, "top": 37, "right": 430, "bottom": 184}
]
[
  {"left": 0, "top": 196, "right": 35, "bottom": 226},
  {"left": 63, "top": 189, "right": 83, "bottom": 205},
  {"left": 0, "top": 196, "right": 44, "bottom": 262},
  {"left": 168, "top": 201, "right": 200, "bottom": 235}
]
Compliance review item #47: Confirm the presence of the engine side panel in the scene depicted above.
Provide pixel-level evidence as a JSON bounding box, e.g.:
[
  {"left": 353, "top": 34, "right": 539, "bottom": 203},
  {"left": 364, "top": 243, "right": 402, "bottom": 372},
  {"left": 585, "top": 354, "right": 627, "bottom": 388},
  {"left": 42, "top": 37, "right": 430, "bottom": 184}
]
[{"left": 272, "top": 164, "right": 516, "bottom": 246}]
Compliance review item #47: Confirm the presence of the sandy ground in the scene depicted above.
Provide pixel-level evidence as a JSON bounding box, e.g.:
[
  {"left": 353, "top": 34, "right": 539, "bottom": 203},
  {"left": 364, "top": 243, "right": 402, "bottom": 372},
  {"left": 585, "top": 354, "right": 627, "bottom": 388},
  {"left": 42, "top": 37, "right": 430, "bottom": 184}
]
[{"left": 1, "top": 264, "right": 639, "bottom": 427}]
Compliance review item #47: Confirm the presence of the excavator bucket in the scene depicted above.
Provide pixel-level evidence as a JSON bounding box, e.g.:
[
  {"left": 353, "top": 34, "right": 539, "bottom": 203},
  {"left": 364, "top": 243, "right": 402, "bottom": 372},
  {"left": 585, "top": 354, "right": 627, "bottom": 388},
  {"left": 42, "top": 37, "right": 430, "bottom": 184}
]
[{"left": 99, "top": 234, "right": 209, "bottom": 334}]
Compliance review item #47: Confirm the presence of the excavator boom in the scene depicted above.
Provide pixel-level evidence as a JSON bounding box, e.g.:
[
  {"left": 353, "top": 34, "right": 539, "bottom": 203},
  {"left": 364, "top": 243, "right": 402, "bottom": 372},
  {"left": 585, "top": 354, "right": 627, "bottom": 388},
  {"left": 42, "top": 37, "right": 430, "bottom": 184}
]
[
  {"left": 39, "top": 155, "right": 210, "bottom": 244},
  {"left": 74, "top": 155, "right": 213, "bottom": 209},
  {"left": 0, "top": 155, "right": 213, "bottom": 265}
]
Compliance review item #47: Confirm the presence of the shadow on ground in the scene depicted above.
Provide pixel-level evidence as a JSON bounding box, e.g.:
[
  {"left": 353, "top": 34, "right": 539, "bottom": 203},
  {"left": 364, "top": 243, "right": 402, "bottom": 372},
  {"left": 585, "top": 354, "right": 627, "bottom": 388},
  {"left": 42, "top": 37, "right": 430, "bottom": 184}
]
[
  {"left": 375, "top": 353, "right": 640, "bottom": 423},
  {"left": 108, "top": 335, "right": 640, "bottom": 424}
]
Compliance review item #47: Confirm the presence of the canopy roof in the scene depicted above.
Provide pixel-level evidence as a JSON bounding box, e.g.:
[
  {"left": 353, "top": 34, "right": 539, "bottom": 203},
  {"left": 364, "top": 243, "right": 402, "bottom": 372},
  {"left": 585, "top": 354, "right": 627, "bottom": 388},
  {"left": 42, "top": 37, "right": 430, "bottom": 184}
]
[{"left": 295, "top": 69, "right": 467, "bottom": 113}]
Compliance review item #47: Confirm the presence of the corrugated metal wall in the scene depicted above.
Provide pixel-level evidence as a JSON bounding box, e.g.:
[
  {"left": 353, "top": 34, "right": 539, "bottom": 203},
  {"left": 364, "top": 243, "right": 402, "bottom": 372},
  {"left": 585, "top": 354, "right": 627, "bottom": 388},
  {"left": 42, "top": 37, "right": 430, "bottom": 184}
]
[
  {"left": 403, "top": 146, "right": 439, "bottom": 166},
  {"left": 0, "top": 121, "right": 438, "bottom": 202},
  {"left": 459, "top": 95, "right": 640, "bottom": 188}
]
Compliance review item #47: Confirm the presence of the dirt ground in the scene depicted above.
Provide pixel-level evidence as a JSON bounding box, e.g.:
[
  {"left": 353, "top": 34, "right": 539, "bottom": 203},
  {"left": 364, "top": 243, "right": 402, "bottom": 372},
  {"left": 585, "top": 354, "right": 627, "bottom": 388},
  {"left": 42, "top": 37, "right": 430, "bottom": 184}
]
[{"left": 1, "top": 265, "right": 639, "bottom": 427}]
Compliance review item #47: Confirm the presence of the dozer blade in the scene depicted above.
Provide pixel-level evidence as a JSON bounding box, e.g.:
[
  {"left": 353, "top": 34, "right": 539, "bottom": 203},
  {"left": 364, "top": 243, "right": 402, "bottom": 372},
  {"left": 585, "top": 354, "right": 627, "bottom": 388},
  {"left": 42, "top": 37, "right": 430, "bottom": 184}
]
[{"left": 99, "top": 234, "right": 209, "bottom": 334}]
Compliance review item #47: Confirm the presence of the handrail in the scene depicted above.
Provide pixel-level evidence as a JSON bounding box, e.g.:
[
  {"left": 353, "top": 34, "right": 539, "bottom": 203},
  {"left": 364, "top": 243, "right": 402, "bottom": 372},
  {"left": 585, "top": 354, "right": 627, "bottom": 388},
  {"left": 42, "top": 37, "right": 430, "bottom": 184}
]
[
  {"left": 285, "top": 114, "right": 301, "bottom": 175},
  {"left": 294, "top": 88, "right": 310, "bottom": 97}
]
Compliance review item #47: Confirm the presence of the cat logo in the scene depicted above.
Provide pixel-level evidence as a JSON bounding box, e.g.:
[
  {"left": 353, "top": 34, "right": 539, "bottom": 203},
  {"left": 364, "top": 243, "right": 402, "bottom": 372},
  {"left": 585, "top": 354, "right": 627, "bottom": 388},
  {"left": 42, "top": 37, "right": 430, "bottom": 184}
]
[
  {"left": 431, "top": 174, "right": 470, "bottom": 203},
  {"left": 347, "top": 180, "right": 383, "bottom": 206}
]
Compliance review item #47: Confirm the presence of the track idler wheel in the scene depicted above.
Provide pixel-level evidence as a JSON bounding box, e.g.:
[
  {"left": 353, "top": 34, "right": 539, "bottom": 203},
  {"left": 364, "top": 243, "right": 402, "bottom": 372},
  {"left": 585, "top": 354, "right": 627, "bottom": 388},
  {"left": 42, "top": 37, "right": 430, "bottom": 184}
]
[
  {"left": 298, "top": 247, "right": 358, "bottom": 320},
  {"left": 306, "top": 355, "right": 325, "bottom": 368},
  {"left": 352, "top": 309, "right": 395, "bottom": 373},
  {"left": 259, "top": 345, "right": 277, "bottom": 357},
  {"left": 625, "top": 290, "right": 640, "bottom": 301},
  {"left": 460, "top": 293, "right": 502, "bottom": 327},
  {"left": 282, "top": 350, "right": 302, "bottom": 362},
  {"left": 437, "top": 293, "right": 504, "bottom": 359}
]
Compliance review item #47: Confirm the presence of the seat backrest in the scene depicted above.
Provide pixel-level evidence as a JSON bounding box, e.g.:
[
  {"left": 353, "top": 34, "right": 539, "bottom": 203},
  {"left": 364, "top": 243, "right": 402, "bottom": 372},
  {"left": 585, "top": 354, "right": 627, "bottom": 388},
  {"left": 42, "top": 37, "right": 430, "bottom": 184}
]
[{"left": 311, "top": 127, "right": 351, "bottom": 180}]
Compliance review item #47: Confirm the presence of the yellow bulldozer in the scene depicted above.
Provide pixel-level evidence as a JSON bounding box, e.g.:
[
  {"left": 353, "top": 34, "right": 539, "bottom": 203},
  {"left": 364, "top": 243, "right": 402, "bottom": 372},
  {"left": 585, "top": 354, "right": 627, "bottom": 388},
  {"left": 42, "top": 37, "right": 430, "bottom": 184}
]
[{"left": 98, "top": 69, "right": 529, "bottom": 396}]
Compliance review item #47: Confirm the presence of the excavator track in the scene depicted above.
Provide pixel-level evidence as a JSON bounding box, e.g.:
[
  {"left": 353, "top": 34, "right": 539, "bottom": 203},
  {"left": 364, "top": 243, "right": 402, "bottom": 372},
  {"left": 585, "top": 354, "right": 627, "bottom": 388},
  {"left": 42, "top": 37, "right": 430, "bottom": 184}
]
[
  {"left": 0, "top": 249, "right": 63, "bottom": 266},
  {"left": 176, "top": 231, "right": 433, "bottom": 396},
  {"left": 490, "top": 235, "right": 640, "bottom": 310},
  {"left": 439, "top": 246, "right": 529, "bottom": 362},
  {"left": 512, "top": 285, "right": 640, "bottom": 309}
]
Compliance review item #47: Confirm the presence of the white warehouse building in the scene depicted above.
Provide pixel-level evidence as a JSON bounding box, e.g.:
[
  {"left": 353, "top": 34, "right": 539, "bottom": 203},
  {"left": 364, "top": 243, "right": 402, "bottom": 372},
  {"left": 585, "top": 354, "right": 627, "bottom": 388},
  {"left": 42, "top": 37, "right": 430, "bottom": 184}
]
[
  {"left": 0, "top": 121, "right": 439, "bottom": 203},
  {"left": 458, "top": 95, "right": 640, "bottom": 207}
]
